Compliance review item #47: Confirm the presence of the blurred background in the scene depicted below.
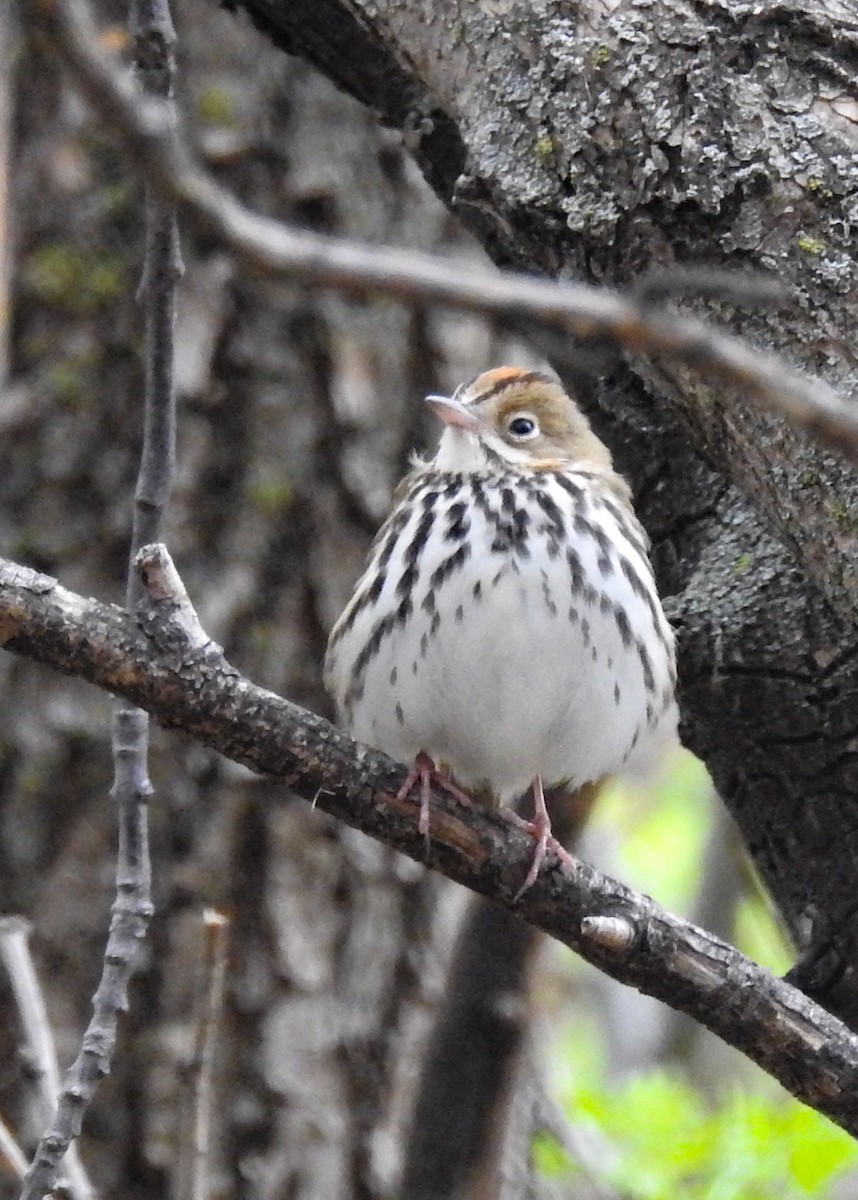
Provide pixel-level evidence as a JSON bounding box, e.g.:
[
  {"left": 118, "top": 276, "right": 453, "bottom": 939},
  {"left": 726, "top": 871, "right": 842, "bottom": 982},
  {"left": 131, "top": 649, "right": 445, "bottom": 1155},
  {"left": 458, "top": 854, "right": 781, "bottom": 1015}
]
[{"left": 1, "top": 1, "right": 855, "bottom": 1197}]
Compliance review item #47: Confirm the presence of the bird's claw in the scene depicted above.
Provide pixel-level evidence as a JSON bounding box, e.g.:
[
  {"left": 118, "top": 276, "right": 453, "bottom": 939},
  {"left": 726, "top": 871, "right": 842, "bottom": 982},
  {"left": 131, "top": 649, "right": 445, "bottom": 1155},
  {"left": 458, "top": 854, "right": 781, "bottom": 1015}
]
[{"left": 395, "top": 751, "right": 473, "bottom": 844}]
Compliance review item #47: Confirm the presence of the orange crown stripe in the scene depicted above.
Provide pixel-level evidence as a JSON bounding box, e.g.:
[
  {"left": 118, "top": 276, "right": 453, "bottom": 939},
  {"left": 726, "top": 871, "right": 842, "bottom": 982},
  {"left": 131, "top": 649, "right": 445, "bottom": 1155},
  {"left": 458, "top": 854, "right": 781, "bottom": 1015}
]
[{"left": 478, "top": 366, "right": 532, "bottom": 386}]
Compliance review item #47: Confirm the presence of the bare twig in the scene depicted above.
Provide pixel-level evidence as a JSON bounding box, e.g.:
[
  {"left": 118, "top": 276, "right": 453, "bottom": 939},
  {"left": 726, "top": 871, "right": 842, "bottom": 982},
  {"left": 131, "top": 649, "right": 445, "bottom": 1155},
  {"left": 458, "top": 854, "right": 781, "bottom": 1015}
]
[
  {"left": 27, "top": 0, "right": 858, "bottom": 467},
  {"left": 0, "top": 919, "right": 94, "bottom": 1200},
  {"left": 0, "top": 1112, "right": 28, "bottom": 1185},
  {"left": 20, "top": 1, "right": 182, "bottom": 1195},
  {"left": 0, "top": 0, "right": 14, "bottom": 385},
  {"left": 175, "top": 910, "right": 230, "bottom": 1200},
  {"left": 0, "top": 919, "right": 64, "bottom": 1126},
  {"left": 3, "top": 549, "right": 858, "bottom": 1134}
]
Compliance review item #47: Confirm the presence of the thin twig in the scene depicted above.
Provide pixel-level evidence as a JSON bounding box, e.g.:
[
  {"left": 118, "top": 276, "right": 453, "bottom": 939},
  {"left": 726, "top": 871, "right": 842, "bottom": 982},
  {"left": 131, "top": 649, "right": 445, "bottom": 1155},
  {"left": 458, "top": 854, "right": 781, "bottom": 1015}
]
[
  {"left": 0, "top": 920, "right": 64, "bottom": 1123},
  {"left": 3, "top": 550, "right": 858, "bottom": 1134},
  {"left": 175, "top": 910, "right": 230, "bottom": 1200},
  {"left": 0, "top": 0, "right": 14, "bottom": 385},
  {"left": 27, "top": 0, "right": 858, "bottom": 467},
  {"left": 19, "top": 0, "right": 182, "bottom": 1195},
  {"left": 0, "top": 919, "right": 94, "bottom": 1200},
  {"left": 0, "top": 1112, "right": 28, "bottom": 1185}
]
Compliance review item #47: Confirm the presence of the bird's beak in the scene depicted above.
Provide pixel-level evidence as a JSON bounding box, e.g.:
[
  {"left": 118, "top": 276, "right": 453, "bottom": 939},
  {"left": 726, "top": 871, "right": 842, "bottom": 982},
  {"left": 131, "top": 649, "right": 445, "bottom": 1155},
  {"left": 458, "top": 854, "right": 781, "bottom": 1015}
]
[{"left": 425, "top": 394, "right": 481, "bottom": 432}]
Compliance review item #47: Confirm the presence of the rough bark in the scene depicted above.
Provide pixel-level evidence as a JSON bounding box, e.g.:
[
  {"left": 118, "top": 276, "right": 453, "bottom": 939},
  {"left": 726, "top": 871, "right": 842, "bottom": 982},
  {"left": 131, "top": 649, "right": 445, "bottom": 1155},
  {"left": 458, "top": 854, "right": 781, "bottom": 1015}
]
[{"left": 221, "top": 0, "right": 858, "bottom": 1023}]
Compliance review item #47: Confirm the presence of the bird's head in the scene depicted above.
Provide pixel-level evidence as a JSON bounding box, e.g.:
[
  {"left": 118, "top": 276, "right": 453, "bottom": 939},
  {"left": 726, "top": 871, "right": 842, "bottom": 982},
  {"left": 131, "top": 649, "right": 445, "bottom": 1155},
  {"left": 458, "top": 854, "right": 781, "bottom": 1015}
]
[{"left": 426, "top": 367, "right": 613, "bottom": 472}]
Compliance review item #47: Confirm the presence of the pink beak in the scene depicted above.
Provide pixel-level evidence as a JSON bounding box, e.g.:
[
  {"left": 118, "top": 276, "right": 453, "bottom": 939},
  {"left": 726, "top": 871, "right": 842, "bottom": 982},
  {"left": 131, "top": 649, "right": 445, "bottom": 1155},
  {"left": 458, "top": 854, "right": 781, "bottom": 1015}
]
[{"left": 425, "top": 394, "right": 481, "bottom": 432}]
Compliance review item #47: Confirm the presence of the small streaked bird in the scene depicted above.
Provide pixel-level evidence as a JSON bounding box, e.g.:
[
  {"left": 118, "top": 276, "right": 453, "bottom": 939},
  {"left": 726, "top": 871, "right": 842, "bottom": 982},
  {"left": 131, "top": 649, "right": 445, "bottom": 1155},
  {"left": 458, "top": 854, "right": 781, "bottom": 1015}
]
[{"left": 325, "top": 367, "right": 678, "bottom": 894}]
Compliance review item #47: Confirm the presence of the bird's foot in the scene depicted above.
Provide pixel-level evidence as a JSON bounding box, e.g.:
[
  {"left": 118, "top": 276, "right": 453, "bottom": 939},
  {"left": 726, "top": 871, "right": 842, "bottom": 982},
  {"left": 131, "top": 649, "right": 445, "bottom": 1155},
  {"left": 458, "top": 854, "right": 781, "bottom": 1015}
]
[
  {"left": 506, "top": 777, "right": 572, "bottom": 900},
  {"left": 395, "top": 751, "right": 473, "bottom": 843}
]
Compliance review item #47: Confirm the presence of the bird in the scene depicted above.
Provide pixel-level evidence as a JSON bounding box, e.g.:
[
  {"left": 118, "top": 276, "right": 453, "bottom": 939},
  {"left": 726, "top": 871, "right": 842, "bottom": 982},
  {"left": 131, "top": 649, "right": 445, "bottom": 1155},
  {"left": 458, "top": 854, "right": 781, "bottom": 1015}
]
[{"left": 324, "top": 366, "right": 678, "bottom": 895}]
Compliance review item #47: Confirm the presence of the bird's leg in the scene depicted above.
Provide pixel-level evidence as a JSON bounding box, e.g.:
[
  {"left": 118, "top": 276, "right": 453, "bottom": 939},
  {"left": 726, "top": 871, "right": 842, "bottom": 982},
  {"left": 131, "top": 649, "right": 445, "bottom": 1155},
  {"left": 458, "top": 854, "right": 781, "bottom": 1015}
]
[
  {"left": 395, "top": 751, "right": 474, "bottom": 842},
  {"left": 506, "top": 776, "right": 572, "bottom": 899},
  {"left": 507, "top": 775, "right": 550, "bottom": 898}
]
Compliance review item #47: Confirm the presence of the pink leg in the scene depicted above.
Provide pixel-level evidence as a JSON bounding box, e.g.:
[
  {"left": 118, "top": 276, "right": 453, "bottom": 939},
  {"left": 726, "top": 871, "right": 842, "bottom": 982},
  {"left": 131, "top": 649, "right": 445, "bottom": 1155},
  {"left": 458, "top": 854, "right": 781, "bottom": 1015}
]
[
  {"left": 506, "top": 777, "right": 573, "bottom": 899},
  {"left": 509, "top": 776, "right": 550, "bottom": 898},
  {"left": 395, "top": 751, "right": 473, "bottom": 841}
]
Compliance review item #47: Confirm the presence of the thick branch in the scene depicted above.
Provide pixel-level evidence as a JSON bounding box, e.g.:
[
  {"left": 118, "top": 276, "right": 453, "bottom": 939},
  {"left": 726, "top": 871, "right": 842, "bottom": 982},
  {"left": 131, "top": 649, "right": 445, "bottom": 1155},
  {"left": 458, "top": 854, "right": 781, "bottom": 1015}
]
[{"left": 2, "top": 552, "right": 858, "bottom": 1133}]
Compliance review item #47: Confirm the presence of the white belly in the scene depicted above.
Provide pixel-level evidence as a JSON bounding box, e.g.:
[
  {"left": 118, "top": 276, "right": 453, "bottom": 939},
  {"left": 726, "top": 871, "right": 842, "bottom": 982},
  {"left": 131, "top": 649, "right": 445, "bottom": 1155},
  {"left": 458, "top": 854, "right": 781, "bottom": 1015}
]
[{"left": 326, "top": 469, "right": 677, "bottom": 802}]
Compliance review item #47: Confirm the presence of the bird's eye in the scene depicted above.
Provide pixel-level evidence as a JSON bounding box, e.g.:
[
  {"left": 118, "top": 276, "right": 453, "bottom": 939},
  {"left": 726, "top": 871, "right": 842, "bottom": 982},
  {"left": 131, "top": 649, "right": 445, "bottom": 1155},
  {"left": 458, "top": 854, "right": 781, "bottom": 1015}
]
[{"left": 507, "top": 413, "right": 539, "bottom": 440}]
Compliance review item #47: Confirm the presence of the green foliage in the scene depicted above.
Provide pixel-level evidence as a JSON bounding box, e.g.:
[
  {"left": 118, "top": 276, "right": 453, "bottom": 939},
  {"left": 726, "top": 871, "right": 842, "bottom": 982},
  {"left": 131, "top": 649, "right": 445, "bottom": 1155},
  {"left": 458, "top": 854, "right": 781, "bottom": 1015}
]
[
  {"left": 541, "top": 1017, "right": 858, "bottom": 1199},
  {"left": 535, "top": 755, "right": 858, "bottom": 1198}
]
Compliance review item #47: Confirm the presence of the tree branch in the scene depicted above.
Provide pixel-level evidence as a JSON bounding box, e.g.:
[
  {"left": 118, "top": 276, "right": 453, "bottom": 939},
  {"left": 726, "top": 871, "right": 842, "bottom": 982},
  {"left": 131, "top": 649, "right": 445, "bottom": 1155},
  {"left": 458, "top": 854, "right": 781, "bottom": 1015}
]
[
  {"left": 0, "top": 919, "right": 93, "bottom": 1200},
  {"left": 174, "top": 910, "right": 230, "bottom": 1200},
  {"left": 25, "top": 0, "right": 858, "bottom": 468},
  {"left": 2, "top": 549, "right": 858, "bottom": 1134}
]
